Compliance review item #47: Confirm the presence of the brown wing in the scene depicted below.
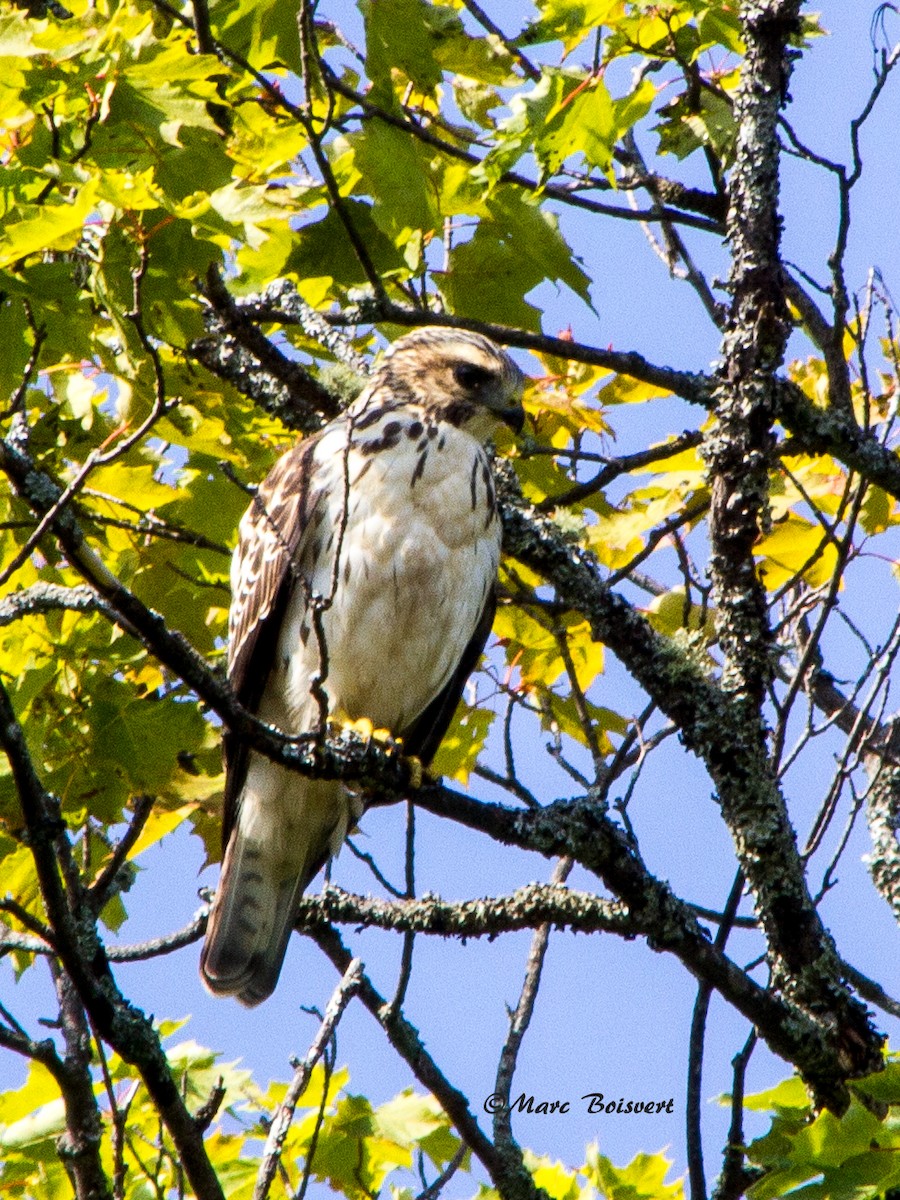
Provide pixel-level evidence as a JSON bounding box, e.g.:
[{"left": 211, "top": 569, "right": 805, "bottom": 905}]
[
  {"left": 400, "top": 588, "right": 497, "bottom": 766},
  {"left": 222, "top": 433, "right": 325, "bottom": 847}
]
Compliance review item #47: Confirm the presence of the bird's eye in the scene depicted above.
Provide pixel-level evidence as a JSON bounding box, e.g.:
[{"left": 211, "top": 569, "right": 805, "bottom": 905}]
[{"left": 453, "top": 362, "right": 493, "bottom": 391}]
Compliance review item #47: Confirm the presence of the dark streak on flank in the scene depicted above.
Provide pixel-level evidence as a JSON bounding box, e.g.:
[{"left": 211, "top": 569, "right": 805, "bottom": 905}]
[
  {"left": 469, "top": 457, "right": 479, "bottom": 510},
  {"left": 406, "top": 420, "right": 424, "bottom": 440},
  {"left": 411, "top": 450, "right": 428, "bottom": 487}
]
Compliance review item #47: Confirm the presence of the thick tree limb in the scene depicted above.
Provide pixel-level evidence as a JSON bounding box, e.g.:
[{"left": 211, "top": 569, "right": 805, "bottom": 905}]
[
  {"left": 0, "top": 582, "right": 118, "bottom": 628},
  {"left": 0, "top": 1012, "right": 111, "bottom": 1200},
  {"left": 189, "top": 267, "right": 341, "bottom": 435},
  {"left": 865, "top": 762, "right": 900, "bottom": 926},
  {"left": 52, "top": 967, "right": 114, "bottom": 1200},
  {"left": 700, "top": 0, "right": 880, "bottom": 1082},
  {"left": 295, "top": 881, "right": 633, "bottom": 939}
]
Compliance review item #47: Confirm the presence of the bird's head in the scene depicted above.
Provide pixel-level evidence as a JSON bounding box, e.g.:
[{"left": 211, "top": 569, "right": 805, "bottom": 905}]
[{"left": 371, "top": 326, "right": 526, "bottom": 441}]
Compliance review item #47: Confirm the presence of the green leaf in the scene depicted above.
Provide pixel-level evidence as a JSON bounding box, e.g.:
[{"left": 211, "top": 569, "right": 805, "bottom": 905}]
[
  {"left": 362, "top": 0, "right": 445, "bottom": 102},
  {"left": 0, "top": 181, "right": 99, "bottom": 268},
  {"left": 285, "top": 200, "right": 406, "bottom": 292},
  {"left": 341, "top": 122, "right": 442, "bottom": 241},
  {"left": 441, "top": 193, "right": 591, "bottom": 330},
  {"left": 584, "top": 1144, "right": 685, "bottom": 1200},
  {"left": 520, "top": 0, "right": 623, "bottom": 54}
]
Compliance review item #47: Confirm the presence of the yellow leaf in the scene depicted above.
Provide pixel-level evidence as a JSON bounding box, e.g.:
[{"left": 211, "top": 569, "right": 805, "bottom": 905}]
[
  {"left": 0, "top": 1062, "right": 60, "bottom": 1128},
  {"left": 431, "top": 706, "right": 494, "bottom": 784},
  {"left": 126, "top": 802, "right": 197, "bottom": 860},
  {"left": 64, "top": 371, "right": 98, "bottom": 427},
  {"left": 596, "top": 375, "right": 671, "bottom": 405},
  {"left": 652, "top": 445, "right": 707, "bottom": 487},
  {"left": 756, "top": 517, "right": 838, "bottom": 591},
  {"left": 587, "top": 488, "right": 702, "bottom": 567},
  {"left": 0, "top": 179, "right": 100, "bottom": 268},
  {"left": 494, "top": 607, "right": 602, "bottom": 692}
]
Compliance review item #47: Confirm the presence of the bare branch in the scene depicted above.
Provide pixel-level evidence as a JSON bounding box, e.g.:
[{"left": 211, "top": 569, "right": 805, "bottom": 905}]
[
  {"left": 89, "top": 796, "right": 155, "bottom": 912},
  {"left": 457, "top": 0, "right": 540, "bottom": 80},
  {"left": 309, "top": 926, "right": 544, "bottom": 1200},
  {"left": 252, "top": 959, "right": 363, "bottom": 1200},
  {"left": 711, "top": 1030, "right": 759, "bottom": 1200},
  {"left": 493, "top": 859, "right": 572, "bottom": 1157}
]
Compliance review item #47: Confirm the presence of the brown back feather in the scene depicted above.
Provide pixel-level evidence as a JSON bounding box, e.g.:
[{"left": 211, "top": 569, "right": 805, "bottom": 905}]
[{"left": 223, "top": 433, "right": 323, "bottom": 846}]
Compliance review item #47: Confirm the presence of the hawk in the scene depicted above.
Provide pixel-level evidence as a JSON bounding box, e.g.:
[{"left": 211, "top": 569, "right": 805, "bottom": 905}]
[{"left": 200, "top": 327, "right": 525, "bottom": 1005}]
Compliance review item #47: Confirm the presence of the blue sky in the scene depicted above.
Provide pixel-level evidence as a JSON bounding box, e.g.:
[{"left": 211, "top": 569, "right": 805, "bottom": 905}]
[{"left": 4, "top": 1, "right": 900, "bottom": 1193}]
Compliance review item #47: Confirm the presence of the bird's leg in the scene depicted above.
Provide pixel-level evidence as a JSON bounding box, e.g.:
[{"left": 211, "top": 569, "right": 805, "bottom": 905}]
[{"left": 403, "top": 754, "right": 425, "bottom": 790}]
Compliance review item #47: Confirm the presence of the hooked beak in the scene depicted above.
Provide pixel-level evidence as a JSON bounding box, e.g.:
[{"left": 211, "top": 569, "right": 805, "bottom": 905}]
[{"left": 498, "top": 405, "right": 526, "bottom": 434}]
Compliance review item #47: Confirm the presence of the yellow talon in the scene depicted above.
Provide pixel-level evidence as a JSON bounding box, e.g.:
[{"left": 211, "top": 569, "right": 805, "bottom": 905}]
[
  {"left": 347, "top": 715, "right": 375, "bottom": 739},
  {"left": 334, "top": 715, "right": 394, "bottom": 743}
]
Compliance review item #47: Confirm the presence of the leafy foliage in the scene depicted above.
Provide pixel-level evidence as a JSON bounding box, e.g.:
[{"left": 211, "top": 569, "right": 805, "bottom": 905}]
[{"left": 2, "top": 0, "right": 900, "bottom": 1197}]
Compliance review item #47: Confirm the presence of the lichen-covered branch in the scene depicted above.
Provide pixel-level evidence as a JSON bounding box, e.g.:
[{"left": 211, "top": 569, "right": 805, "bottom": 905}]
[
  {"left": 52, "top": 967, "right": 114, "bottom": 1200},
  {"left": 865, "top": 762, "right": 900, "bottom": 925},
  {"left": 701, "top": 0, "right": 881, "bottom": 1079},
  {"left": 410, "top": 786, "right": 860, "bottom": 1107},
  {"left": 189, "top": 266, "right": 340, "bottom": 435}
]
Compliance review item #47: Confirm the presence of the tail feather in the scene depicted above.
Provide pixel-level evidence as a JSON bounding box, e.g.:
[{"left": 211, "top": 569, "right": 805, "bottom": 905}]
[
  {"left": 200, "top": 829, "right": 319, "bottom": 1007},
  {"left": 200, "top": 773, "right": 350, "bottom": 1006}
]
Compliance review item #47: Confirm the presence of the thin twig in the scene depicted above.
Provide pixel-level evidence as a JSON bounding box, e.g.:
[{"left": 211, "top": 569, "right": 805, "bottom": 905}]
[
  {"left": 493, "top": 859, "right": 572, "bottom": 1156},
  {"left": 252, "top": 958, "right": 362, "bottom": 1200}
]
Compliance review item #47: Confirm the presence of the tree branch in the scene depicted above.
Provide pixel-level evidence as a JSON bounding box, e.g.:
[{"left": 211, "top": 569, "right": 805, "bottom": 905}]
[
  {"left": 309, "top": 925, "right": 545, "bottom": 1200},
  {"left": 702, "top": 0, "right": 880, "bottom": 1083},
  {"left": 409, "top": 784, "right": 860, "bottom": 1107},
  {"left": 0, "top": 678, "right": 226, "bottom": 1200},
  {"left": 252, "top": 958, "right": 362, "bottom": 1200}
]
